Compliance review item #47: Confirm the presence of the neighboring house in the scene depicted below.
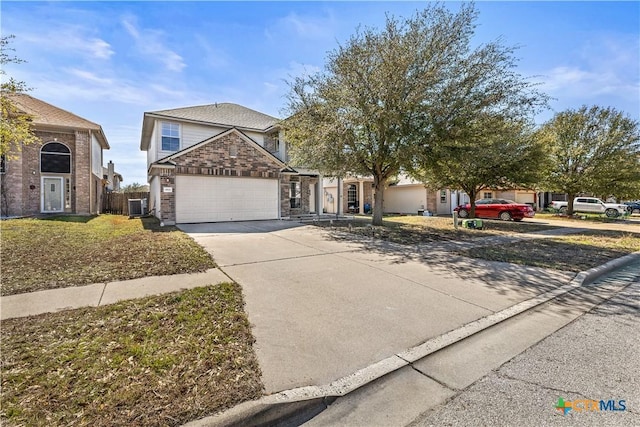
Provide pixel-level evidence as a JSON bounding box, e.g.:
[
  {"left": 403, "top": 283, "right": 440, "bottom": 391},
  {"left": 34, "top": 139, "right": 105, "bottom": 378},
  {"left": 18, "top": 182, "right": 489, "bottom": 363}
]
[
  {"left": 0, "top": 93, "right": 110, "bottom": 217},
  {"left": 139, "top": 103, "right": 323, "bottom": 224},
  {"left": 102, "top": 160, "right": 123, "bottom": 192},
  {"left": 323, "top": 175, "right": 539, "bottom": 215}
]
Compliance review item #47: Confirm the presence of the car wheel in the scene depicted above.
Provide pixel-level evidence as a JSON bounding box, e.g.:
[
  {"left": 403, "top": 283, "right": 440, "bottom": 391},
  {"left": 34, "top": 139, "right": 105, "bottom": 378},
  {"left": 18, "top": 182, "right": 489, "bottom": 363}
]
[
  {"left": 605, "top": 208, "right": 619, "bottom": 218},
  {"left": 457, "top": 209, "right": 469, "bottom": 218},
  {"left": 499, "top": 211, "right": 512, "bottom": 221},
  {"left": 559, "top": 206, "right": 567, "bottom": 214}
]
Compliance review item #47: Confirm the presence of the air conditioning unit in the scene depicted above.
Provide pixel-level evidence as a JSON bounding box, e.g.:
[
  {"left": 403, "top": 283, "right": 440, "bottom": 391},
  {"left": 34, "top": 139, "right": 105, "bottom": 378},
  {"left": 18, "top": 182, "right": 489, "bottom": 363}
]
[{"left": 128, "top": 198, "right": 148, "bottom": 217}]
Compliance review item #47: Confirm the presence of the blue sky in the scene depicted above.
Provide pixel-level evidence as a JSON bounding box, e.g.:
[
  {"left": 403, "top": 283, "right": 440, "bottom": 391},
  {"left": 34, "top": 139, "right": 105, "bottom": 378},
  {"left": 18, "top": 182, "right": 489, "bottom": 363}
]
[{"left": 2, "top": 1, "right": 638, "bottom": 186}]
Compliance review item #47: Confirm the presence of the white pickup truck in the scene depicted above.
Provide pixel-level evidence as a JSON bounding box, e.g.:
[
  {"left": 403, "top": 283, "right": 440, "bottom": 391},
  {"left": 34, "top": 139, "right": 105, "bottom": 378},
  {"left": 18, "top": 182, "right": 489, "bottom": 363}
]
[{"left": 550, "top": 197, "right": 628, "bottom": 218}]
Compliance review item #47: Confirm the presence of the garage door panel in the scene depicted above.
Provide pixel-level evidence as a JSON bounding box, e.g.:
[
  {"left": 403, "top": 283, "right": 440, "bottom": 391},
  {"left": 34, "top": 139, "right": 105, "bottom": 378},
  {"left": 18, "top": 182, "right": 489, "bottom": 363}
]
[{"left": 176, "top": 176, "right": 278, "bottom": 223}]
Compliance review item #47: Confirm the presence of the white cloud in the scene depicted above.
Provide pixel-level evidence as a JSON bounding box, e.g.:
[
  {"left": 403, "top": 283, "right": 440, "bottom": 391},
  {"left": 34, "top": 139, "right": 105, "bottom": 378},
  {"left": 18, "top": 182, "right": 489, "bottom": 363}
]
[
  {"left": 267, "top": 10, "right": 337, "bottom": 41},
  {"left": 19, "top": 28, "right": 114, "bottom": 60},
  {"left": 536, "top": 33, "right": 639, "bottom": 112},
  {"left": 194, "top": 35, "right": 230, "bottom": 69},
  {"left": 66, "top": 68, "right": 114, "bottom": 85},
  {"left": 121, "top": 15, "right": 186, "bottom": 72}
]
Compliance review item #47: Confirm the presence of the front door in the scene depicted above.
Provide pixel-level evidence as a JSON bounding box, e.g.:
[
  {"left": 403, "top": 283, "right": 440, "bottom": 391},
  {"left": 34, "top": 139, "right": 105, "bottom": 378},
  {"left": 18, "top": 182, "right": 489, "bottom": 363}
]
[{"left": 42, "top": 177, "right": 64, "bottom": 213}]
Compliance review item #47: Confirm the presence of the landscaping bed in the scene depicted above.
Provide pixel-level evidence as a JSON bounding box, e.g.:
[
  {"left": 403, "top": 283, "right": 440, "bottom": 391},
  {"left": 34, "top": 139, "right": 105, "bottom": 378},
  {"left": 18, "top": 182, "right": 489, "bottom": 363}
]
[
  {"left": 0, "top": 215, "right": 216, "bottom": 296},
  {"left": 1, "top": 283, "right": 263, "bottom": 427}
]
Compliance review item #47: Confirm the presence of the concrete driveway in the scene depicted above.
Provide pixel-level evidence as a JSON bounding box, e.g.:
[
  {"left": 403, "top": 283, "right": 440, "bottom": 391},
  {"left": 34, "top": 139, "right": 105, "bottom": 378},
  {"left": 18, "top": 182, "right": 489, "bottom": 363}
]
[{"left": 180, "top": 220, "right": 575, "bottom": 394}]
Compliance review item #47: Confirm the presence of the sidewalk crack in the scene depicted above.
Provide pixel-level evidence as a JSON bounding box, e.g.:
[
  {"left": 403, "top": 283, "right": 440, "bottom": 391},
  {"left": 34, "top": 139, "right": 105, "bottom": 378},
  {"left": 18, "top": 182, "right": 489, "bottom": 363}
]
[
  {"left": 97, "top": 283, "right": 107, "bottom": 306},
  {"left": 497, "top": 372, "right": 593, "bottom": 400},
  {"left": 397, "top": 355, "right": 458, "bottom": 392}
]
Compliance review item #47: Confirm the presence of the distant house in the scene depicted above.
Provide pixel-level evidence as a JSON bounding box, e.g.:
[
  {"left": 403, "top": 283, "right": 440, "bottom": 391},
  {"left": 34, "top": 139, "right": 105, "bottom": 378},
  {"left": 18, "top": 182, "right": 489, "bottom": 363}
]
[
  {"left": 0, "top": 94, "right": 110, "bottom": 217},
  {"left": 322, "top": 174, "right": 539, "bottom": 215},
  {"left": 102, "top": 160, "right": 123, "bottom": 192},
  {"left": 139, "top": 103, "right": 323, "bottom": 224}
]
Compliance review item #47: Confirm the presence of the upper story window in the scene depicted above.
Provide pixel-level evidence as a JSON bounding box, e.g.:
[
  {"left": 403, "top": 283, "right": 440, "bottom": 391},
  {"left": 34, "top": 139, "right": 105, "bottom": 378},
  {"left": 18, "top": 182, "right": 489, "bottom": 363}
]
[
  {"left": 41, "top": 142, "right": 71, "bottom": 174},
  {"left": 161, "top": 122, "right": 180, "bottom": 151}
]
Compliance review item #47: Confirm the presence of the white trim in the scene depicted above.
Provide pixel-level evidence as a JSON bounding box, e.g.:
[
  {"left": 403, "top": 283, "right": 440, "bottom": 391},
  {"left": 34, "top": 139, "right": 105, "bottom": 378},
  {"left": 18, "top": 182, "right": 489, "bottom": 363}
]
[{"left": 41, "top": 176, "right": 64, "bottom": 213}]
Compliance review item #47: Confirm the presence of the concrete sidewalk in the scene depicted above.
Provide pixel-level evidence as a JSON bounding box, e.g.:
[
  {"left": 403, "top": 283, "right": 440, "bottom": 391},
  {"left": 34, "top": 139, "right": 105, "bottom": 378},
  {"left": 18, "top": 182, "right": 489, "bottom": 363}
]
[{"left": 1, "top": 268, "right": 229, "bottom": 320}]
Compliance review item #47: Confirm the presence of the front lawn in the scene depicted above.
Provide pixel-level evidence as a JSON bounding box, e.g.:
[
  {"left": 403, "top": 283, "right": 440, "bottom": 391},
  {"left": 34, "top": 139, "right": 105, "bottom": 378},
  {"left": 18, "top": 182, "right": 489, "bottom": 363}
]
[
  {"left": 316, "top": 215, "right": 557, "bottom": 245},
  {"left": 1, "top": 215, "right": 216, "bottom": 296},
  {"left": 458, "top": 230, "right": 640, "bottom": 272},
  {"left": 1, "top": 283, "right": 263, "bottom": 427}
]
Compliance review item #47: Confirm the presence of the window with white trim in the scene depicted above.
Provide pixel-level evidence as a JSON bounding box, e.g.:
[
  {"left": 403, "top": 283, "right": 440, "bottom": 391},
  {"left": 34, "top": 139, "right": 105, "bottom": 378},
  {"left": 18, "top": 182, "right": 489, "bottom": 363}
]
[
  {"left": 347, "top": 184, "right": 357, "bottom": 203},
  {"left": 161, "top": 122, "right": 180, "bottom": 151},
  {"left": 483, "top": 192, "right": 493, "bottom": 199},
  {"left": 290, "top": 182, "right": 301, "bottom": 208},
  {"left": 41, "top": 142, "right": 71, "bottom": 173}
]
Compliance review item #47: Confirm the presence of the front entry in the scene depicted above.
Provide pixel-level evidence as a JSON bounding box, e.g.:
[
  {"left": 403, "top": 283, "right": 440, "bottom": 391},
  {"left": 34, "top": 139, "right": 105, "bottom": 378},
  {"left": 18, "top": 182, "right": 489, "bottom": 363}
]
[{"left": 41, "top": 177, "right": 64, "bottom": 213}]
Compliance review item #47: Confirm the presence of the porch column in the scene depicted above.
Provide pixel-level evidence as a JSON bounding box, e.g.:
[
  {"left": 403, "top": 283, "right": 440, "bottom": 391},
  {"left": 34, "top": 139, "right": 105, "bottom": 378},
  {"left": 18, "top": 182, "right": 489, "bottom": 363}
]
[
  {"left": 336, "top": 177, "right": 342, "bottom": 217},
  {"left": 317, "top": 175, "right": 323, "bottom": 216},
  {"left": 359, "top": 180, "right": 364, "bottom": 214}
]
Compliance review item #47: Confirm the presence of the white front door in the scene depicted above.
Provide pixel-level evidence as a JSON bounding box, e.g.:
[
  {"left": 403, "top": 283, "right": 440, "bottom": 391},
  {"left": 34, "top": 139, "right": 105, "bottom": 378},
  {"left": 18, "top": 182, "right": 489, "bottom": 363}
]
[{"left": 42, "top": 177, "right": 64, "bottom": 213}]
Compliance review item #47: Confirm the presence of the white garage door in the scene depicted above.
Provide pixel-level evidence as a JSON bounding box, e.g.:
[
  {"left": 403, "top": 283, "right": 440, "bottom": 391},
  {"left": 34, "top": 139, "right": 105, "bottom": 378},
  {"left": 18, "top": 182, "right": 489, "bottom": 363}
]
[
  {"left": 176, "top": 176, "right": 279, "bottom": 223},
  {"left": 515, "top": 192, "right": 535, "bottom": 204}
]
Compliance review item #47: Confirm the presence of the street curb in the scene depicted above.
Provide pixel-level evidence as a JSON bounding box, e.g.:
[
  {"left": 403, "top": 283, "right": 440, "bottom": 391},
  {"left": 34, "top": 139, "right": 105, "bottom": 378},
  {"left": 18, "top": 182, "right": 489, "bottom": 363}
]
[{"left": 186, "top": 251, "right": 640, "bottom": 427}]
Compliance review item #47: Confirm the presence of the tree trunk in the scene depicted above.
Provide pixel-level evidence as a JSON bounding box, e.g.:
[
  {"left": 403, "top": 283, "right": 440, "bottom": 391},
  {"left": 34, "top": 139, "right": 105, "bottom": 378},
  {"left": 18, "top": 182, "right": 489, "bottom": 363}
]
[
  {"left": 468, "top": 189, "right": 478, "bottom": 218},
  {"left": 567, "top": 193, "right": 576, "bottom": 216},
  {"left": 372, "top": 177, "right": 385, "bottom": 226}
]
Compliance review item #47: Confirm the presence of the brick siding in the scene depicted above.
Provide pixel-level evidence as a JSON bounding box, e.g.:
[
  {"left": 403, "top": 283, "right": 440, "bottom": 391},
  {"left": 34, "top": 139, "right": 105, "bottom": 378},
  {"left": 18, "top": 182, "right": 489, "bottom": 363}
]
[{"left": 0, "top": 129, "right": 94, "bottom": 217}]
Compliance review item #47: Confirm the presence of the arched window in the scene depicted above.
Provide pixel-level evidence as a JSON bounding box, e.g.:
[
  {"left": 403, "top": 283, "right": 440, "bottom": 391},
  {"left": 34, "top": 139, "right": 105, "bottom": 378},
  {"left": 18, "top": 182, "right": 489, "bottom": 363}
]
[{"left": 41, "top": 142, "right": 71, "bottom": 173}]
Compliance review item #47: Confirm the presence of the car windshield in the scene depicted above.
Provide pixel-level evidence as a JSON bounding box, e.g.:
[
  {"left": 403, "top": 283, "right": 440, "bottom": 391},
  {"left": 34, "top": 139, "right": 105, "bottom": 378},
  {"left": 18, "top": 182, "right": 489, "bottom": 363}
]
[{"left": 502, "top": 200, "right": 517, "bottom": 204}]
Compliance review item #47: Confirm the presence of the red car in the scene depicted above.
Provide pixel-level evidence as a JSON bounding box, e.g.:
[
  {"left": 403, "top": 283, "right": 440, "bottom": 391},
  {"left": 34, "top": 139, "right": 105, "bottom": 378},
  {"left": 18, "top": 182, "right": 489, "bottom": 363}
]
[{"left": 454, "top": 198, "right": 535, "bottom": 221}]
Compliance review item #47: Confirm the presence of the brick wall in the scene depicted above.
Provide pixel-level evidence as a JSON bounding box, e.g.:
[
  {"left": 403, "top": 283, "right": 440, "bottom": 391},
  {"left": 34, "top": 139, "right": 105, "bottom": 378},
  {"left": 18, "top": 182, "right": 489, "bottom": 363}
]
[
  {"left": 74, "top": 130, "right": 91, "bottom": 214},
  {"left": 159, "top": 173, "right": 176, "bottom": 223},
  {"left": 280, "top": 175, "right": 291, "bottom": 218},
  {"left": 175, "top": 132, "right": 282, "bottom": 178},
  {"left": 1, "top": 130, "right": 84, "bottom": 216}
]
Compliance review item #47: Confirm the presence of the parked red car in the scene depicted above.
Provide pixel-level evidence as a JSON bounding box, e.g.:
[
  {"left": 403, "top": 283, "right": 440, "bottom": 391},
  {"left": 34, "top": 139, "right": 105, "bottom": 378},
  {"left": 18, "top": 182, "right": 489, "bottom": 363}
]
[{"left": 454, "top": 198, "right": 535, "bottom": 221}]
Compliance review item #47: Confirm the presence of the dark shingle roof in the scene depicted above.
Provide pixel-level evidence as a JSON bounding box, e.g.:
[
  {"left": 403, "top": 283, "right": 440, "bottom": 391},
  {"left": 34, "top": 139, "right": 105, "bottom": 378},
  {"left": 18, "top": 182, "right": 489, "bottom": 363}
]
[
  {"left": 149, "top": 103, "right": 279, "bottom": 130},
  {"left": 6, "top": 93, "right": 109, "bottom": 148}
]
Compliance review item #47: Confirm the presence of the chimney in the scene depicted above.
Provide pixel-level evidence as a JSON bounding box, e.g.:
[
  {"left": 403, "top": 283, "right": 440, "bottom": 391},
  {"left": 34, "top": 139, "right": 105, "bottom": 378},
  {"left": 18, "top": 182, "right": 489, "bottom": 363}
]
[{"left": 107, "top": 160, "right": 115, "bottom": 191}]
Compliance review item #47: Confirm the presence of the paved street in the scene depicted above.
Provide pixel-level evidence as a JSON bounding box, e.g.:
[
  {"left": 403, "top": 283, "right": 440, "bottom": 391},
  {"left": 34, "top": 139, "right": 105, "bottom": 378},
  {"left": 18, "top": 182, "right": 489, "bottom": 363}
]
[
  {"left": 409, "top": 260, "right": 640, "bottom": 427},
  {"left": 302, "top": 260, "right": 639, "bottom": 427}
]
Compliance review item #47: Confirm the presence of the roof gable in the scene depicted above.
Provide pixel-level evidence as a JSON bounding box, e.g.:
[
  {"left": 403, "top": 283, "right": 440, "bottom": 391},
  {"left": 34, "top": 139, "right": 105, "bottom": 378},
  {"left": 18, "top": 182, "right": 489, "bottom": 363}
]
[
  {"left": 152, "top": 128, "right": 292, "bottom": 172},
  {"left": 140, "top": 103, "right": 281, "bottom": 151},
  {"left": 6, "top": 93, "right": 110, "bottom": 148}
]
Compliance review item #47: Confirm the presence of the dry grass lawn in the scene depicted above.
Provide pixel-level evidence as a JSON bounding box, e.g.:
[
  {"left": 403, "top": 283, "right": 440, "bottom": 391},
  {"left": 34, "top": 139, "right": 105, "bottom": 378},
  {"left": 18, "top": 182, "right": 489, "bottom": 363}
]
[
  {"left": 1, "top": 215, "right": 216, "bottom": 296},
  {"left": 458, "top": 230, "right": 640, "bottom": 271},
  {"left": 1, "top": 283, "right": 263, "bottom": 427},
  {"left": 316, "top": 215, "right": 557, "bottom": 245}
]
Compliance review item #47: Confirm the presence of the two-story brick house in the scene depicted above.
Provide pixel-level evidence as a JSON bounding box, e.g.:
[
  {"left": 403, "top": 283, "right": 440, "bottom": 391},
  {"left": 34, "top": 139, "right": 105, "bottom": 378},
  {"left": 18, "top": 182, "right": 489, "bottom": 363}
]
[
  {"left": 1, "top": 94, "right": 109, "bottom": 217},
  {"left": 140, "top": 103, "right": 323, "bottom": 224}
]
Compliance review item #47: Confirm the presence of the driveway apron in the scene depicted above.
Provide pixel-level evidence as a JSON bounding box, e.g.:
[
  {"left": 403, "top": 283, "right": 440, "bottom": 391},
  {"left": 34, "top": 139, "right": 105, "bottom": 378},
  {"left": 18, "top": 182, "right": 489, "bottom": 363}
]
[{"left": 181, "top": 221, "right": 574, "bottom": 393}]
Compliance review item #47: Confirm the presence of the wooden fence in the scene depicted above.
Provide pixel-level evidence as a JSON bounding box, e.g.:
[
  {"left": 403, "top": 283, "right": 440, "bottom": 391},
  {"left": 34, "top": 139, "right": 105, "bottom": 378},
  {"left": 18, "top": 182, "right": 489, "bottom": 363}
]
[{"left": 102, "top": 192, "right": 150, "bottom": 216}]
